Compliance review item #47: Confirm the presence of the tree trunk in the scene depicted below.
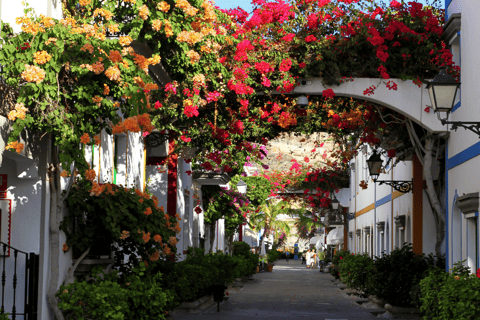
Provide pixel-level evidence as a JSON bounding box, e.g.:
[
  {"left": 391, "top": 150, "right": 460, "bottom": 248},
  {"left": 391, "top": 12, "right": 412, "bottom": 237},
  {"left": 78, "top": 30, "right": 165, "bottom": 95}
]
[
  {"left": 208, "top": 222, "right": 216, "bottom": 253},
  {"left": 46, "top": 145, "right": 65, "bottom": 320},
  {"left": 423, "top": 135, "right": 446, "bottom": 255}
]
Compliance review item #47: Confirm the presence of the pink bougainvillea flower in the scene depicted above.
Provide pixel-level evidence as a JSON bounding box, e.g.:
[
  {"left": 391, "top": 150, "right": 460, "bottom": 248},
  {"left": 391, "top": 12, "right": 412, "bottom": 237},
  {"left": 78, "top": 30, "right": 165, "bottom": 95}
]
[{"left": 154, "top": 101, "right": 162, "bottom": 109}]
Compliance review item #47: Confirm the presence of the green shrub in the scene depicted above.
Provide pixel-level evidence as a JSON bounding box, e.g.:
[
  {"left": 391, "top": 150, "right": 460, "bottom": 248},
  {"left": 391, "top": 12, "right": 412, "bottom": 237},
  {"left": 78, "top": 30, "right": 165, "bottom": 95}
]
[
  {"left": 232, "top": 241, "right": 259, "bottom": 276},
  {"left": 331, "top": 249, "right": 350, "bottom": 279},
  {"left": 0, "top": 311, "right": 10, "bottom": 320},
  {"left": 420, "top": 261, "right": 480, "bottom": 319},
  {"left": 267, "top": 249, "right": 279, "bottom": 264},
  {"left": 57, "top": 272, "right": 129, "bottom": 320},
  {"left": 337, "top": 252, "right": 374, "bottom": 297},
  {"left": 57, "top": 266, "right": 169, "bottom": 320},
  {"left": 369, "top": 245, "right": 442, "bottom": 307}
]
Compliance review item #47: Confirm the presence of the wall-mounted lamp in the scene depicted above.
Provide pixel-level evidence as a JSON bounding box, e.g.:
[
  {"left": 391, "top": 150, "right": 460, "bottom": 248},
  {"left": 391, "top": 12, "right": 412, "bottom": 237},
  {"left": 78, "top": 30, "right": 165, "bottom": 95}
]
[
  {"left": 297, "top": 95, "right": 309, "bottom": 107},
  {"left": 237, "top": 179, "right": 248, "bottom": 194},
  {"left": 426, "top": 69, "right": 480, "bottom": 136},
  {"left": 366, "top": 151, "right": 413, "bottom": 193}
]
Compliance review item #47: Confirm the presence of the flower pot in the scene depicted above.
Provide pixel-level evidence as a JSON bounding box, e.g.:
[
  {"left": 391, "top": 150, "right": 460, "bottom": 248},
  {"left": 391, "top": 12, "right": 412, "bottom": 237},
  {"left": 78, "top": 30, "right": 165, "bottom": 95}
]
[{"left": 267, "top": 264, "right": 273, "bottom": 272}]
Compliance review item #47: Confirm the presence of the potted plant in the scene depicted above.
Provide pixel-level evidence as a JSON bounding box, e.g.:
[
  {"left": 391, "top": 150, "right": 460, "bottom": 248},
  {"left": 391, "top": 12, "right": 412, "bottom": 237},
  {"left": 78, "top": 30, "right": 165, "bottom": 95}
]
[{"left": 266, "top": 250, "right": 279, "bottom": 271}]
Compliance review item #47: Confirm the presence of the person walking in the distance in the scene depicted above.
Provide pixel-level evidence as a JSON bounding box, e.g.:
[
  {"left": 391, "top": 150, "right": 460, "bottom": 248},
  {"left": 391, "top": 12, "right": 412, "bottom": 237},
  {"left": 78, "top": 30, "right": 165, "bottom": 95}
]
[
  {"left": 318, "top": 249, "right": 326, "bottom": 273},
  {"left": 306, "top": 249, "right": 312, "bottom": 268},
  {"left": 286, "top": 250, "right": 290, "bottom": 262}
]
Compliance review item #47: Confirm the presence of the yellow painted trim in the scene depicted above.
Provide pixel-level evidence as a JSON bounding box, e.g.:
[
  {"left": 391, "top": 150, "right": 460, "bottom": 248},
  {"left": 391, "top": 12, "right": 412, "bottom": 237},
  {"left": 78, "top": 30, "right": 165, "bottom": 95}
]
[
  {"left": 355, "top": 203, "right": 375, "bottom": 217},
  {"left": 392, "top": 190, "right": 404, "bottom": 200}
]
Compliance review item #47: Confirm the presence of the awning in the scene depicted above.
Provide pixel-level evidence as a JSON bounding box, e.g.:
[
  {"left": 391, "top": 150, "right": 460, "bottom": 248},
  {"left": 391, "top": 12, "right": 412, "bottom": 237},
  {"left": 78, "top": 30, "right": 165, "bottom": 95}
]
[{"left": 326, "top": 227, "right": 344, "bottom": 245}]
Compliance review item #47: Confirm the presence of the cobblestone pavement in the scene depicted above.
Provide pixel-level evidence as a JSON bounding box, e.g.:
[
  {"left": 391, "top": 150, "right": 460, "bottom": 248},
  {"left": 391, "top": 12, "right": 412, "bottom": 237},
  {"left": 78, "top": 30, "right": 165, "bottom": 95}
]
[{"left": 170, "top": 259, "right": 379, "bottom": 320}]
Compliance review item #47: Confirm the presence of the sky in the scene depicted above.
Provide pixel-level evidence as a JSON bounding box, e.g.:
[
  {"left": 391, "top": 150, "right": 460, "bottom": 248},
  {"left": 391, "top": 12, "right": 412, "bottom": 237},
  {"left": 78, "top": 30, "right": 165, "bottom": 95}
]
[{"left": 213, "top": 0, "right": 443, "bottom": 15}]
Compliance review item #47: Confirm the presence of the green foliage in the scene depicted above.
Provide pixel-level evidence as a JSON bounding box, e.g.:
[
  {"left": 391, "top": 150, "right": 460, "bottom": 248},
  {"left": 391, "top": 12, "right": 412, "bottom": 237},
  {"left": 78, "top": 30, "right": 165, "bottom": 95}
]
[
  {"left": 331, "top": 249, "right": 351, "bottom": 280},
  {"left": 0, "top": 13, "right": 152, "bottom": 174},
  {"left": 336, "top": 245, "right": 444, "bottom": 306},
  {"left": 56, "top": 271, "right": 129, "bottom": 320},
  {"left": 420, "top": 261, "right": 480, "bottom": 319},
  {"left": 0, "top": 310, "right": 10, "bottom": 320},
  {"left": 369, "top": 245, "right": 443, "bottom": 307},
  {"left": 337, "top": 252, "right": 374, "bottom": 297},
  {"left": 62, "top": 179, "right": 178, "bottom": 274},
  {"left": 201, "top": 185, "right": 250, "bottom": 238},
  {"left": 230, "top": 175, "right": 272, "bottom": 208},
  {"left": 57, "top": 269, "right": 168, "bottom": 320},
  {"left": 232, "top": 241, "right": 259, "bottom": 276},
  {"left": 267, "top": 249, "right": 280, "bottom": 264}
]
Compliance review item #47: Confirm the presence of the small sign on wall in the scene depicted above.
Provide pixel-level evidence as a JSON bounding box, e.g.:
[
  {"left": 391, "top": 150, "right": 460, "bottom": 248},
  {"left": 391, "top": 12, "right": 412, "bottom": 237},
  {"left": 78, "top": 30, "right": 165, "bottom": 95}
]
[
  {"left": 0, "top": 199, "right": 12, "bottom": 256},
  {"left": 0, "top": 174, "right": 7, "bottom": 199}
]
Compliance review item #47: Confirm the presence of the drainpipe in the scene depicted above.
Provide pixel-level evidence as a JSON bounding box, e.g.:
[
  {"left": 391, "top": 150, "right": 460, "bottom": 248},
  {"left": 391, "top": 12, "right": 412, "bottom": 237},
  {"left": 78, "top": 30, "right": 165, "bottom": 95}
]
[{"left": 374, "top": 180, "right": 377, "bottom": 259}]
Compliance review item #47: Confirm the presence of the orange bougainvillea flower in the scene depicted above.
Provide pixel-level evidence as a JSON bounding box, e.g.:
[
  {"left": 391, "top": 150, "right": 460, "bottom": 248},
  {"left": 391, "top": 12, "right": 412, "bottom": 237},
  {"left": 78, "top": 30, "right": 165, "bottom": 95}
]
[
  {"left": 80, "top": 133, "right": 90, "bottom": 144},
  {"left": 79, "top": 0, "right": 91, "bottom": 6},
  {"left": 142, "top": 231, "right": 151, "bottom": 243},
  {"left": 152, "top": 19, "right": 162, "bottom": 32},
  {"left": 94, "top": 135, "right": 101, "bottom": 146},
  {"left": 7, "top": 102, "right": 28, "bottom": 121},
  {"left": 120, "top": 230, "right": 130, "bottom": 240},
  {"left": 85, "top": 169, "right": 96, "bottom": 181},
  {"left": 168, "top": 236, "right": 178, "bottom": 246},
  {"left": 157, "top": 1, "right": 170, "bottom": 12},
  {"left": 103, "top": 84, "right": 110, "bottom": 95},
  {"left": 108, "top": 50, "right": 122, "bottom": 63},
  {"left": 33, "top": 50, "right": 52, "bottom": 65},
  {"left": 60, "top": 170, "right": 70, "bottom": 177},
  {"left": 21, "top": 64, "right": 46, "bottom": 83},
  {"left": 5, "top": 141, "right": 24, "bottom": 153},
  {"left": 80, "top": 43, "right": 94, "bottom": 54},
  {"left": 138, "top": 5, "right": 150, "bottom": 20},
  {"left": 149, "top": 250, "right": 160, "bottom": 261},
  {"left": 186, "top": 50, "right": 200, "bottom": 64},
  {"left": 144, "top": 207, "right": 152, "bottom": 215},
  {"left": 62, "top": 243, "right": 68, "bottom": 252},
  {"left": 159, "top": 206, "right": 165, "bottom": 212},
  {"left": 164, "top": 20, "right": 173, "bottom": 37},
  {"left": 119, "top": 36, "right": 132, "bottom": 46},
  {"left": 154, "top": 234, "right": 162, "bottom": 242},
  {"left": 105, "top": 65, "right": 121, "bottom": 81}
]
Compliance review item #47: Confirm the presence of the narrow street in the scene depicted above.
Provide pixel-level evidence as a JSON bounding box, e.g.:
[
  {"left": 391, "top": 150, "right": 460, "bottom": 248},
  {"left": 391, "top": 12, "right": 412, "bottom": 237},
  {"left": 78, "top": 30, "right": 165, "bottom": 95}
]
[{"left": 171, "top": 259, "right": 378, "bottom": 320}]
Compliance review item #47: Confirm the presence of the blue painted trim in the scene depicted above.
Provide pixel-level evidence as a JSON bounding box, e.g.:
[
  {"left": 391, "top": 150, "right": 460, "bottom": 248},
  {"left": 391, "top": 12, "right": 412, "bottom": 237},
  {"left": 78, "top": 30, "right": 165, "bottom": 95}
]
[
  {"left": 451, "top": 101, "right": 461, "bottom": 113},
  {"left": 445, "top": 0, "right": 452, "bottom": 9},
  {"left": 375, "top": 193, "right": 392, "bottom": 208},
  {"left": 446, "top": 142, "right": 449, "bottom": 272},
  {"left": 446, "top": 141, "right": 480, "bottom": 171}
]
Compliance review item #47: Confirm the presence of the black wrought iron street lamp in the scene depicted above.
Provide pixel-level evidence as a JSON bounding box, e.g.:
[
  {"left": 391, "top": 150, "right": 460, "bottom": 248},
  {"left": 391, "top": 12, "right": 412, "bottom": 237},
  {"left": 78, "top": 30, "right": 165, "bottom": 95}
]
[
  {"left": 426, "top": 69, "right": 480, "bottom": 136},
  {"left": 331, "top": 197, "right": 339, "bottom": 210},
  {"left": 366, "top": 151, "right": 413, "bottom": 193}
]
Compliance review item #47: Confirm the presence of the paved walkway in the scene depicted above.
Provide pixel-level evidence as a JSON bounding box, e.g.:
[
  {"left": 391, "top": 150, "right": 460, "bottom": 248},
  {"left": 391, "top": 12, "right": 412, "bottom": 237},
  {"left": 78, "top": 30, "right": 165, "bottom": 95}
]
[{"left": 170, "top": 259, "right": 379, "bottom": 320}]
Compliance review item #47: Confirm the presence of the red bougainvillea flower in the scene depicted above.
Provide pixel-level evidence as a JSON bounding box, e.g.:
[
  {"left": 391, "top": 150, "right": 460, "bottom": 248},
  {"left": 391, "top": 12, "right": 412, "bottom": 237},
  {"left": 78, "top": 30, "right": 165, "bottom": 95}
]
[
  {"left": 154, "top": 101, "right": 162, "bottom": 109},
  {"left": 476, "top": 268, "right": 480, "bottom": 278},
  {"left": 279, "top": 58, "right": 292, "bottom": 72},
  {"left": 194, "top": 206, "right": 202, "bottom": 214},
  {"left": 185, "top": 170, "right": 192, "bottom": 176},
  {"left": 340, "top": 256, "right": 343, "bottom": 260},
  {"left": 298, "top": 62, "right": 306, "bottom": 68},
  {"left": 180, "top": 135, "right": 191, "bottom": 142},
  {"left": 424, "top": 106, "right": 431, "bottom": 113},
  {"left": 281, "top": 33, "right": 295, "bottom": 42},
  {"left": 322, "top": 89, "right": 335, "bottom": 99},
  {"left": 305, "top": 35, "right": 317, "bottom": 43},
  {"left": 387, "top": 149, "right": 396, "bottom": 157}
]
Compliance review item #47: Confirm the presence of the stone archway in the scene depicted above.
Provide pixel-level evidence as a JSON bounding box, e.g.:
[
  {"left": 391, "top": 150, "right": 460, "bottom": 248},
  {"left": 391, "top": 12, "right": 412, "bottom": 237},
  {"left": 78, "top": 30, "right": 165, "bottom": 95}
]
[{"left": 292, "top": 78, "right": 446, "bottom": 133}]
